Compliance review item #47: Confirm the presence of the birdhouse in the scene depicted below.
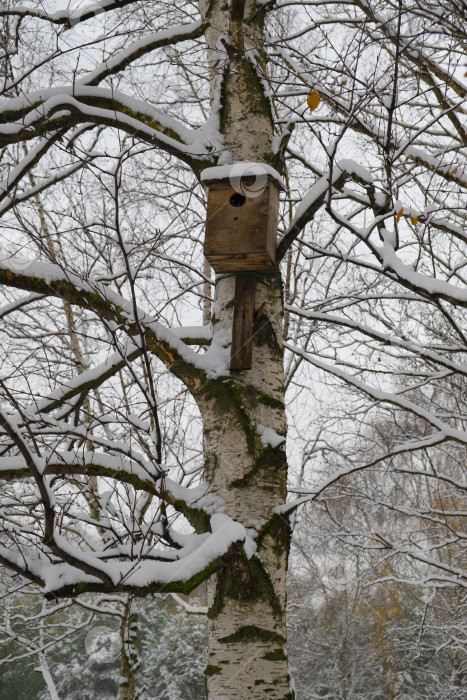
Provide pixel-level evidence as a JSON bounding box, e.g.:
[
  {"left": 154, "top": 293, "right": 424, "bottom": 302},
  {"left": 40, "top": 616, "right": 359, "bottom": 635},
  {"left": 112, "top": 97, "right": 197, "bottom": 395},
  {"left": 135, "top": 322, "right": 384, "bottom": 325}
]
[{"left": 202, "top": 165, "right": 283, "bottom": 273}]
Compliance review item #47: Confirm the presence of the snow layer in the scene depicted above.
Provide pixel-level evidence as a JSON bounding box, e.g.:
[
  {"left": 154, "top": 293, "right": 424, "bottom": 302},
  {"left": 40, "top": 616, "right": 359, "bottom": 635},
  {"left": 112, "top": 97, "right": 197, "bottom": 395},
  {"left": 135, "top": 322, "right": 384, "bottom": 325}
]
[
  {"left": 256, "top": 423, "right": 286, "bottom": 448},
  {"left": 201, "top": 162, "right": 286, "bottom": 189}
]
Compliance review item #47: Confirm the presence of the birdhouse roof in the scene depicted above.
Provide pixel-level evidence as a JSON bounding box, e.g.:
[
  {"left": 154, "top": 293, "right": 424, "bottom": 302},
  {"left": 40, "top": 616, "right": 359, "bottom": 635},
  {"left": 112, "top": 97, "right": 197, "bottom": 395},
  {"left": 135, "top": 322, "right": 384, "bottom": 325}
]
[{"left": 201, "top": 162, "right": 286, "bottom": 190}]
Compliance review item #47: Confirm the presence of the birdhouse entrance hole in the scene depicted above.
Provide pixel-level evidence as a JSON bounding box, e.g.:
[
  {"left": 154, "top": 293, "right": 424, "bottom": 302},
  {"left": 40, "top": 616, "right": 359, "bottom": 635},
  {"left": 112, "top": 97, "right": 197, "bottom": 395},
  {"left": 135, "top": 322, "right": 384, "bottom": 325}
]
[{"left": 230, "top": 192, "right": 246, "bottom": 207}]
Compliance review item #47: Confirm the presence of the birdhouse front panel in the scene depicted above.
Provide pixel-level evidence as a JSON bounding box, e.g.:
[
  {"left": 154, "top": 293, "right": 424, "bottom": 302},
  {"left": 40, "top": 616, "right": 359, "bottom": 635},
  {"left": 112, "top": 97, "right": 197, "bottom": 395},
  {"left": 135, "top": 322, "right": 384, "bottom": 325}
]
[{"left": 204, "top": 176, "right": 279, "bottom": 273}]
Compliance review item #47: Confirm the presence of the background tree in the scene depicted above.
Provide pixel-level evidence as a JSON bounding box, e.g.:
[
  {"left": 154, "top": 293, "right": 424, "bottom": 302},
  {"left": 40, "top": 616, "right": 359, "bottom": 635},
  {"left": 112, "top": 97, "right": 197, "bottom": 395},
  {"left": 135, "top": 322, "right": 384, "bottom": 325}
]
[{"left": 0, "top": 583, "right": 208, "bottom": 700}]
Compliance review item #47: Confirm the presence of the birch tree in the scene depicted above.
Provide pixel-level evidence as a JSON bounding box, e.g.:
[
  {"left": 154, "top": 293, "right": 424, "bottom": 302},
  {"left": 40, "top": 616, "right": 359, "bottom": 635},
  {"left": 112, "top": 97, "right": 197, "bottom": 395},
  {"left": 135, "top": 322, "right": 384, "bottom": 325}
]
[{"left": 0, "top": 0, "right": 466, "bottom": 698}]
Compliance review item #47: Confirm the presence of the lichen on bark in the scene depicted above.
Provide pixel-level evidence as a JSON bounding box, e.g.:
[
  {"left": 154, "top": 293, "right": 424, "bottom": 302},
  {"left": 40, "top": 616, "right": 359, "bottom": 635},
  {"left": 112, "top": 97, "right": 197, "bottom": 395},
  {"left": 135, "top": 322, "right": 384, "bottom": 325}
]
[{"left": 200, "top": 254, "right": 290, "bottom": 700}]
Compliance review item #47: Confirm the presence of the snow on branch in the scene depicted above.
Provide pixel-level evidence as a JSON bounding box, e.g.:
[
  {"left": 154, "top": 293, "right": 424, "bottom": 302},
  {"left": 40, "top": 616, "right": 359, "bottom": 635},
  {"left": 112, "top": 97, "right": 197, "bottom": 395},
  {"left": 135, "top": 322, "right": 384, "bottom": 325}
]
[
  {"left": 277, "top": 159, "right": 373, "bottom": 260},
  {"left": 0, "top": 513, "right": 249, "bottom": 598},
  {"left": 0, "top": 419, "right": 228, "bottom": 542},
  {"left": 32, "top": 341, "right": 143, "bottom": 416},
  {"left": 355, "top": 0, "right": 467, "bottom": 100},
  {"left": 170, "top": 593, "right": 208, "bottom": 614},
  {"left": 0, "top": 88, "right": 216, "bottom": 169},
  {"left": 0, "top": 400, "right": 245, "bottom": 597},
  {"left": 0, "top": 451, "right": 224, "bottom": 520},
  {"left": 0, "top": 86, "right": 193, "bottom": 145},
  {"left": 0, "top": 0, "right": 140, "bottom": 27},
  {"left": 287, "top": 305, "right": 467, "bottom": 378},
  {"left": 369, "top": 237, "right": 467, "bottom": 308},
  {"left": 0, "top": 255, "right": 229, "bottom": 384},
  {"left": 284, "top": 341, "right": 467, "bottom": 448},
  {"left": 278, "top": 431, "right": 450, "bottom": 515},
  {"left": 82, "top": 20, "right": 206, "bottom": 87},
  {"left": 0, "top": 293, "right": 44, "bottom": 319}
]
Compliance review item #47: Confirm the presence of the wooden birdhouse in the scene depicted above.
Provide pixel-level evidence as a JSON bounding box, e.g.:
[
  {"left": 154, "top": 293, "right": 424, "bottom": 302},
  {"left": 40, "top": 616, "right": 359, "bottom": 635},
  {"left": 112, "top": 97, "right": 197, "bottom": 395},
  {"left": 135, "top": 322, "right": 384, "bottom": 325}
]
[
  {"left": 202, "top": 164, "right": 284, "bottom": 371},
  {"left": 203, "top": 166, "right": 284, "bottom": 273}
]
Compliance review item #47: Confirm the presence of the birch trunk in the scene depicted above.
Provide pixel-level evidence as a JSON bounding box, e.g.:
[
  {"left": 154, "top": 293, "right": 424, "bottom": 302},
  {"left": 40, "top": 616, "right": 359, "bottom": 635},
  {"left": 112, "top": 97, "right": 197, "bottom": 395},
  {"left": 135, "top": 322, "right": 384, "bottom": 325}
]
[
  {"left": 197, "top": 3, "right": 292, "bottom": 696},
  {"left": 198, "top": 274, "right": 291, "bottom": 699}
]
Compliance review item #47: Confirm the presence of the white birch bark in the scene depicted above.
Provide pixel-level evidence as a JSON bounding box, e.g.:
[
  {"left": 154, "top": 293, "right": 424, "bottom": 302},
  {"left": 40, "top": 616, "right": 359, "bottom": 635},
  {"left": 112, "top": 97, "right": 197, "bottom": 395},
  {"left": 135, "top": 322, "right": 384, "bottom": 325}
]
[
  {"left": 198, "top": 274, "right": 290, "bottom": 699},
  {"left": 197, "top": 2, "right": 292, "bottom": 697}
]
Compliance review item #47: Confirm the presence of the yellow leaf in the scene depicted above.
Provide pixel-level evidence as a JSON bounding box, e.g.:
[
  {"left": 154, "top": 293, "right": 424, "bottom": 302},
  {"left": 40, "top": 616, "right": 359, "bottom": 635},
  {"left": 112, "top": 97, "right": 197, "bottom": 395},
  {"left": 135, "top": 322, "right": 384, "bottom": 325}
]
[
  {"left": 452, "top": 166, "right": 458, "bottom": 174},
  {"left": 307, "top": 88, "right": 320, "bottom": 112},
  {"left": 396, "top": 208, "right": 403, "bottom": 222},
  {"left": 410, "top": 213, "right": 418, "bottom": 225}
]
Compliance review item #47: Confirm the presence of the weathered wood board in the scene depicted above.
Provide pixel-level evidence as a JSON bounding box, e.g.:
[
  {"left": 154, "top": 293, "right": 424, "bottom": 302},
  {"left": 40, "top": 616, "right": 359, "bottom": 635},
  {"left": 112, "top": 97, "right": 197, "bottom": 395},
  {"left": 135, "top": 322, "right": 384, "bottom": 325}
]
[
  {"left": 204, "top": 177, "right": 279, "bottom": 273},
  {"left": 230, "top": 275, "right": 256, "bottom": 370}
]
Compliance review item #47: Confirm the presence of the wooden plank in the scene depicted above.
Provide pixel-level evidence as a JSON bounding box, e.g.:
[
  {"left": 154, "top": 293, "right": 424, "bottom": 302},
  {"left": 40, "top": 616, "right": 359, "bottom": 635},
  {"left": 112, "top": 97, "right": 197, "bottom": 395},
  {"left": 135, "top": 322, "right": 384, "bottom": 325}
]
[
  {"left": 230, "top": 276, "right": 256, "bottom": 370},
  {"left": 204, "top": 179, "right": 280, "bottom": 272},
  {"left": 205, "top": 183, "right": 269, "bottom": 251},
  {"left": 266, "top": 183, "right": 279, "bottom": 265},
  {"left": 206, "top": 253, "right": 275, "bottom": 273}
]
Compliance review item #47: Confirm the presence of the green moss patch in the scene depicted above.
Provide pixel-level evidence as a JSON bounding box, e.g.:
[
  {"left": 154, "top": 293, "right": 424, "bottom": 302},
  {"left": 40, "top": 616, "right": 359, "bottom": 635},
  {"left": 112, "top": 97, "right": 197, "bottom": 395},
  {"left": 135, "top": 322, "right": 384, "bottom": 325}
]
[
  {"left": 208, "top": 544, "right": 282, "bottom": 619},
  {"left": 219, "top": 625, "right": 285, "bottom": 645},
  {"left": 204, "top": 665, "right": 222, "bottom": 677},
  {"left": 264, "top": 648, "right": 287, "bottom": 661}
]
